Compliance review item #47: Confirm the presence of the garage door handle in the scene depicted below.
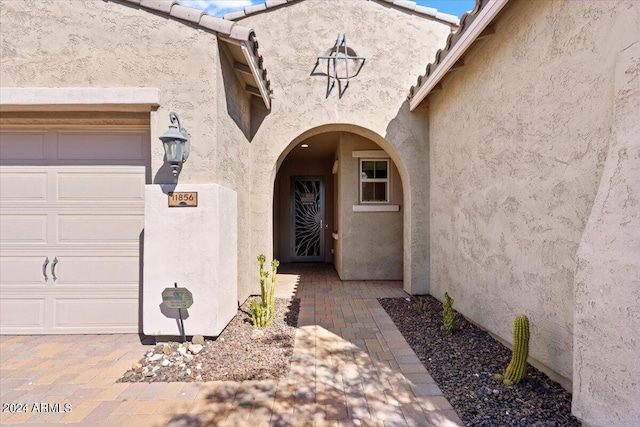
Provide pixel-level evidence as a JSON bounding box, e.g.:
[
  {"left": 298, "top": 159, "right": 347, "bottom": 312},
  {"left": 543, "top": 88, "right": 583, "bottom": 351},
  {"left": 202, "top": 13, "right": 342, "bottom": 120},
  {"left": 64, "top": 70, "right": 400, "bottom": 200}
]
[
  {"left": 51, "top": 257, "right": 58, "bottom": 281},
  {"left": 42, "top": 257, "right": 49, "bottom": 281}
]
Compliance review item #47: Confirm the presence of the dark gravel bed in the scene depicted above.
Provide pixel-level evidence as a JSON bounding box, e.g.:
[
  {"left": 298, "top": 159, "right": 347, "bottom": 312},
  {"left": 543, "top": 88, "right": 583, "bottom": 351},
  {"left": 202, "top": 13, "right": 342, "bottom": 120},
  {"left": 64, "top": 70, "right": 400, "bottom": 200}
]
[
  {"left": 119, "top": 297, "right": 299, "bottom": 383},
  {"left": 379, "top": 296, "right": 580, "bottom": 427}
]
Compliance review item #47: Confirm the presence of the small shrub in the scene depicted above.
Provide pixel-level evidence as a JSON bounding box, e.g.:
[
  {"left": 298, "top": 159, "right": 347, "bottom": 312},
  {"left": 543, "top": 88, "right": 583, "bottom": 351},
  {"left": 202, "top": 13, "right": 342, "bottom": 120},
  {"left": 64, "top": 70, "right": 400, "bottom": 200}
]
[{"left": 249, "top": 254, "right": 279, "bottom": 327}]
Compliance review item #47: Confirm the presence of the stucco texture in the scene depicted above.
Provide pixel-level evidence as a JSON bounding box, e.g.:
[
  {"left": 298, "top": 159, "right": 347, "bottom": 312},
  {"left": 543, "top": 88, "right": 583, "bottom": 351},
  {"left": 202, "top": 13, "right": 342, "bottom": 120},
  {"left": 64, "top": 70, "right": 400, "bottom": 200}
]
[
  {"left": 237, "top": 0, "right": 451, "bottom": 293},
  {"left": 336, "top": 133, "right": 403, "bottom": 280},
  {"left": 0, "top": 0, "right": 255, "bottom": 302},
  {"left": 572, "top": 10, "right": 640, "bottom": 426},
  {"left": 1, "top": 0, "right": 221, "bottom": 182},
  {"left": 427, "top": 0, "right": 638, "bottom": 401},
  {"left": 143, "top": 184, "right": 238, "bottom": 337}
]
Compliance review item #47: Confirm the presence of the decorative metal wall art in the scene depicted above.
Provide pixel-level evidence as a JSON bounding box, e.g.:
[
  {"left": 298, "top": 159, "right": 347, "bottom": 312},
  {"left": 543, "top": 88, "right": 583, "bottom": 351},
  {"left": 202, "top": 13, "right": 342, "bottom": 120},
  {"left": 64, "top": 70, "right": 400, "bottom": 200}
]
[{"left": 312, "top": 34, "right": 366, "bottom": 98}]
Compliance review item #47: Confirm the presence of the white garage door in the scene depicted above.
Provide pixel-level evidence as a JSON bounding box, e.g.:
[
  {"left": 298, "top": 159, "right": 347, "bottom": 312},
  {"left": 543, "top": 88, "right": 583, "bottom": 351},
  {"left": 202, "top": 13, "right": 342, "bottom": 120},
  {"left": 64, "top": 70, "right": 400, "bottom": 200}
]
[{"left": 0, "top": 128, "right": 149, "bottom": 334}]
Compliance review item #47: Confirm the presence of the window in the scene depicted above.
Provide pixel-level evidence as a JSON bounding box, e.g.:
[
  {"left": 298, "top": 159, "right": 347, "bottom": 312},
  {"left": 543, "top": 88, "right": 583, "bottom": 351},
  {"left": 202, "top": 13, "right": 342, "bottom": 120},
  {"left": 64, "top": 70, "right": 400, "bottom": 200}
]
[{"left": 360, "top": 159, "right": 388, "bottom": 203}]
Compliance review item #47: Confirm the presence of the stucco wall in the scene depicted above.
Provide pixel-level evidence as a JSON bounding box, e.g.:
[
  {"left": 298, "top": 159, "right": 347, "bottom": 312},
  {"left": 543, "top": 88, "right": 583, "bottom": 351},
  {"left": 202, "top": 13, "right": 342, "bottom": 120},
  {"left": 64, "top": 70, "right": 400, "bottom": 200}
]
[
  {"left": 337, "top": 133, "right": 403, "bottom": 280},
  {"left": 0, "top": 0, "right": 254, "bottom": 302},
  {"left": 236, "top": 0, "right": 451, "bottom": 293},
  {"left": 428, "top": 0, "right": 638, "bottom": 388},
  {"left": 0, "top": 0, "right": 225, "bottom": 182},
  {"left": 215, "top": 41, "right": 254, "bottom": 302},
  {"left": 572, "top": 20, "right": 640, "bottom": 427},
  {"left": 143, "top": 184, "right": 237, "bottom": 337}
]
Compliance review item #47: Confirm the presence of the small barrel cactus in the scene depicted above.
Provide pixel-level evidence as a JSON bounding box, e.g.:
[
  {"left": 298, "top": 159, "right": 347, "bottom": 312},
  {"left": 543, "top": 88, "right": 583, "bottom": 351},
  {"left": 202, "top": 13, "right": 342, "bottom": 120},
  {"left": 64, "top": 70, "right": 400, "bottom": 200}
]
[
  {"left": 496, "top": 314, "right": 530, "bottom": 386},
  {"left": 441, "top": 292, "right": 455, "bottom": 334}
]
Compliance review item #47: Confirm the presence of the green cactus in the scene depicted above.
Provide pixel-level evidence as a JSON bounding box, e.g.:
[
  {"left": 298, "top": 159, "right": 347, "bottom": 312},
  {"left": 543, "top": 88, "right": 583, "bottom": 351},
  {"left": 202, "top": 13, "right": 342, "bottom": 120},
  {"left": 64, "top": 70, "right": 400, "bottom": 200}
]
[
  {"left": 417, "top": 296, "right": 428, "bottom": 312},
  {"left": 249, "top": 299, "right": 266, "bottom": 326},
  {"left": 495, "top": 314, "right": 530, "bottom": 386},
  {"left": 442, "top": 292, "right": 455, "bottom": 334},
  {"left": 249, "top": 254, "right": 279, "bottom": 327}
]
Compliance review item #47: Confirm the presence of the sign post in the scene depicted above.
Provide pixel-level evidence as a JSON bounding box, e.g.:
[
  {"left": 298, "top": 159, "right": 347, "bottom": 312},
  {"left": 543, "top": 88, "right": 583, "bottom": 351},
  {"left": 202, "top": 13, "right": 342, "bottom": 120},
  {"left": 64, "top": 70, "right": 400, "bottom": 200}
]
[{"left": 162, "top": 283, "right": 193, "bottom": 342}]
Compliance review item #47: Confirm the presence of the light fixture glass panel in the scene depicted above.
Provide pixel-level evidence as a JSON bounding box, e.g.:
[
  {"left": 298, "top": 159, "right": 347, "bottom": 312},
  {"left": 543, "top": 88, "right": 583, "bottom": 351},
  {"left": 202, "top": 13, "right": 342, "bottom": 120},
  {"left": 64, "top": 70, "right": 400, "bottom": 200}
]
[{"left": 163, "top": 140, "right": 185, "bottom": 164}]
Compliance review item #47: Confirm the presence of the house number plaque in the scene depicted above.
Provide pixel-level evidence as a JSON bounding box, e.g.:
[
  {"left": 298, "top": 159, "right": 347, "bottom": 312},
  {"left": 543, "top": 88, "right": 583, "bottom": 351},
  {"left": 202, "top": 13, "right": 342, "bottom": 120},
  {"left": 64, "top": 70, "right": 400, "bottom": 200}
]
[{"left": 168, "top": 192, "right": 197, "bottom": 207}]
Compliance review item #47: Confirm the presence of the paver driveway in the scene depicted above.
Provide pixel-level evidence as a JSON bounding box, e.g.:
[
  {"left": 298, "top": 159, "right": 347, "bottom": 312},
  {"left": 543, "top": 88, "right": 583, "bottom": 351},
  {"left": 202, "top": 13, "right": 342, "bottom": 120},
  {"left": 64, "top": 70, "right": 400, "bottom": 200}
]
[{"left": 0, "top": 264, "right": 463, "bottom": 426}]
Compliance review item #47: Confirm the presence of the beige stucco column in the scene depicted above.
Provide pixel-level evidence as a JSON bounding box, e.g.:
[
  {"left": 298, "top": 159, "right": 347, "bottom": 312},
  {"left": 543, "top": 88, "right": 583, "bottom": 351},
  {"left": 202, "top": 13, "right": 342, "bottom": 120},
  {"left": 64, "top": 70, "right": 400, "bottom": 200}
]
[{"left": 572, "top": 42, "right": 640, "bottom": 427}]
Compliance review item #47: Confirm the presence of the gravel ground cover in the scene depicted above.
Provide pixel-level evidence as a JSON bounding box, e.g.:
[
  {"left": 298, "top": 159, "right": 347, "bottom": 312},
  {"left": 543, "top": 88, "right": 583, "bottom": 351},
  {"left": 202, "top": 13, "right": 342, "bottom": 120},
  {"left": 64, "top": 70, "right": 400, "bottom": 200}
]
[
  {"left": 379, "top": 296, "right": 580, "bottom": 427},
  {"left": 119, "top": 297, "right": 299, "bottom": 383}
]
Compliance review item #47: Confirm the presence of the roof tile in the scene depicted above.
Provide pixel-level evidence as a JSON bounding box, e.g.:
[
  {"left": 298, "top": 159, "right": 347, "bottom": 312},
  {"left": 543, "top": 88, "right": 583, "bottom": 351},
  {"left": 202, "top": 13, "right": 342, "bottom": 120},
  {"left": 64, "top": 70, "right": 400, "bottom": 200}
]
[
  {"left": 119, "top": 0, "right": 271, "bottom": 106},
  {"left": 393, "top": 1, "right": 416, "bottom": 12},
  {"left": 435, "top": 12, "right": 459, "bottom": 25},
  {"left": 224, "top": 10, "right": 247, "bottom": 20},
  {"left": 265, "top": 0, "right": 288, "bottom": 8},
  {"left": 244, "top": 4, "right": 267, "bottom": 15},
  {"left": 169, "top": 4, "right": 206, "bottom": 23},
  {"left": 229, "top": 25, "right": 253, "bottom": 42},
  {"left": 222, "top": 0, "right": 458, "bottom": 26},
  {"left": 415, "top": 5, "right": 437, "bottom": 16},
  {"left": 139, "top": 0, "right": 176, "bottom": 14},
  {"left": 408, "top": 0, "right": 488, "bottom": 101},
  {"left": 199, "top": 14, "right": 235, "bottom": 35}
]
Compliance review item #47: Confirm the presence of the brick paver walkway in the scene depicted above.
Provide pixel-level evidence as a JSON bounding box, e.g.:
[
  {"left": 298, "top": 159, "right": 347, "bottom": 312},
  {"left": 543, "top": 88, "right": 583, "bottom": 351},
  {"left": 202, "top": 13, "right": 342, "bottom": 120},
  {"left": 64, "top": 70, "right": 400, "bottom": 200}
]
[{"left": 0, "top": 264, "right": 463, "bottom": 426}]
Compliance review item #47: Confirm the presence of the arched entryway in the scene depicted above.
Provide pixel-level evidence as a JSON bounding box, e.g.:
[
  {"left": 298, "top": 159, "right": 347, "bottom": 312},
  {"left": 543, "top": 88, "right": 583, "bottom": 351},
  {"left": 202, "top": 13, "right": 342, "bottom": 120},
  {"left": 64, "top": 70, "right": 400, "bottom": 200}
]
[{"left": 273, "top": 125, "right": 405, "bottom": 281}]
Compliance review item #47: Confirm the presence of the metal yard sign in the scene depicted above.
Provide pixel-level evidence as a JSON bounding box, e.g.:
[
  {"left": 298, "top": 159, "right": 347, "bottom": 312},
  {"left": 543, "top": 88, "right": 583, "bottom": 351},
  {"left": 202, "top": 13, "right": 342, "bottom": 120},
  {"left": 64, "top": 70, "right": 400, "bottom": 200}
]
[
  {"left": 162, "top": 283, "right": 193, "bottom": 342},
  {"left": 162, "top": 286, "right": 193, "bottom": 309}
]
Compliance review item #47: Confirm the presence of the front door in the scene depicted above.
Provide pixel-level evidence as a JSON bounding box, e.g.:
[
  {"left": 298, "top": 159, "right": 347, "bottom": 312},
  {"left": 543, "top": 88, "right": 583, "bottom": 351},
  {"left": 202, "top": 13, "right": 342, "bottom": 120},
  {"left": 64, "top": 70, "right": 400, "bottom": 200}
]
[{"left": 291, "top": 177, "right": 324, "bottom": 262}]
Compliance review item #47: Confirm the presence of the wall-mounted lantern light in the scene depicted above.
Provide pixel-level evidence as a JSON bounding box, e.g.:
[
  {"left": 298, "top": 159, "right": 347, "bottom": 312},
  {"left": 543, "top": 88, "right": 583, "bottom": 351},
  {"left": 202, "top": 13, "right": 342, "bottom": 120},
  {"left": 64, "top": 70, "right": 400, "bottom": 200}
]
[{"left": 159, "top": 112, "right": 190, "bottom": 177}]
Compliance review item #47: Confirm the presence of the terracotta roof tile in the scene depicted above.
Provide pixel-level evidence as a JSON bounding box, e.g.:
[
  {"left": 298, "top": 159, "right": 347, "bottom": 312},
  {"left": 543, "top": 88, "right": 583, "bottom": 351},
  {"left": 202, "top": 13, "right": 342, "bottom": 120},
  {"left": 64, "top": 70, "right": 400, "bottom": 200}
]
[
  {"left": 435, "top": 11, "right": 458, "bottom": 23},
  {"left": 393, "top": 1, "right": 416, "bottom": 12},
  {"left": 169, "top": 4, "right": 206, "bottom": 23},
  {"left": 139, "top": 0, "right": 176, "bottom": 14},
  {"left": 266, "top": 0, "right": 288, "bottom": 7},
  {"left": 199, "top": 14, "right": 235, "bottom": 34},
  {"left": 120, "top": 0, "right": 250, "bottom": 40},
  {"left": 118, "top": 0, "right": 272, "bottom": 107},
  {"left": 415, "top": 5, "right": 437, "bottom": 16},
  {"left": 244, "top": 3, "right": 267, "bottom": 14},
  {"left": 223, "top": 0, "right": 459, "bottom": 25},
  {"left": 229, "top": 25, "right": 254, "bottom": 41},
  {"left": 408, "top": 0, "right": 488, "bottom": 102},
  {"left": 223, "top": 10, "right": 247, "bottom": 21},
  {"left": 223, "top": 0, "right": 298, "bottom": 20}
]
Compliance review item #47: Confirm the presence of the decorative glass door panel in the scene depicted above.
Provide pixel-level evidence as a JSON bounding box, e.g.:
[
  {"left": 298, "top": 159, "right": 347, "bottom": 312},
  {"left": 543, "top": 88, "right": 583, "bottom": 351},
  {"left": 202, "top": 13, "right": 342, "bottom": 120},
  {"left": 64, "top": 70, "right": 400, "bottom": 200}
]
[{"left": 292, "top": 178, "right": 324, "bottom": 262}]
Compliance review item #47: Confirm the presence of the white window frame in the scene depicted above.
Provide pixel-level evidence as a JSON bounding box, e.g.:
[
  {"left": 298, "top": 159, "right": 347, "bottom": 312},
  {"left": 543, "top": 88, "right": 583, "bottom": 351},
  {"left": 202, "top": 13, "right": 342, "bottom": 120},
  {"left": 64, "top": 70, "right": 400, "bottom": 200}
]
[{"left": 359, "top": 158, "right": 390, "bottom": 204}]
